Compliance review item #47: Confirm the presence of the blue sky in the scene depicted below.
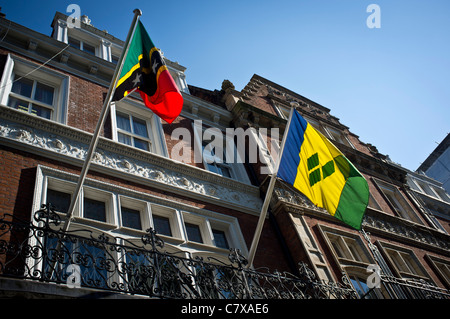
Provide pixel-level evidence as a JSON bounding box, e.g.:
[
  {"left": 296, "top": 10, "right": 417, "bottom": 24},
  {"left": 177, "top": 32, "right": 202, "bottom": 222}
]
[{"left": 2, "top": 0, "right": 449, "bottom": 172}]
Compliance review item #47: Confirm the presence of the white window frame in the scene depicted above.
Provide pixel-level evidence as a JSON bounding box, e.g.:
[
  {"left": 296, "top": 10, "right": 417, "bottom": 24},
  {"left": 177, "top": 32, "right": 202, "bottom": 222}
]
[
  {"left": 115, "top": 110, "right": 154, "bottom": 152},
  {"left": 0, "top": 54, "right": 69, "bottom": 123},
  {"left": 149, "top": 203, "right": 184, "bottom": 241},
  {"left": 118, "top": 195, "right": 151, "bottom": 232},
  {"left": 431, "top": 186, "right": 450, "bottom": 202},
  {"left": 247, "top": 126, "right": 280, "bottom": 175},
  {"left": 41, "top": 177, "right": 116, "bottom": 229},
  {"left": 80, "top": 186, "right": 116, "bottom": 227},
  {"left": 110, "top": 99, "right": 168, "bottom": 156},
  {"left": 182, "top": 212, "right": 212, "bottom": 246},
  {"left": 43, "top": 177, "right": 77, "bottom": 215},
  {"left": 209, "top": 219, "right": 234, "bottom": 250},
  {"left": 67, "top": 27, "right": 100, "bottom": 57},
  {"left": 411, "top": 178, "right": 446, "bottom": 201},
  {"left": 414, "top": 178, "right": 450, "bottom": 203},
  {"left": 33, "top": 166, "right": 247, "bottom": 256},
  {"left": 54, "top": 18, "right": 118, "bottom": 63},
  {"left": 180, "top": 211, "right": 241, "bottom": 253},
  {"left": 110, "top": 43, "right": 122, "bottom": 65}
]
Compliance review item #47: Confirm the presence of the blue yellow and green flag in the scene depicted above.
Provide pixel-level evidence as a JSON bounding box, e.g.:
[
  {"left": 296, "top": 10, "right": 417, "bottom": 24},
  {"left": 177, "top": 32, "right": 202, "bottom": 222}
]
[{"left": 277, "top": 110, "right": 369, "bottom": 230}]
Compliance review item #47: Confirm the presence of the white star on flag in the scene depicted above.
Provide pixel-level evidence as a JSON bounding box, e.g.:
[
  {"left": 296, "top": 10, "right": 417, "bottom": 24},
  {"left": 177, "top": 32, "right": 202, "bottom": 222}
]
[
  {"left": 132, "top": 73, "right": 141, "bottom": 87},
  {"left": 152, "top": 60, "right": 159, "bottom": 74}
]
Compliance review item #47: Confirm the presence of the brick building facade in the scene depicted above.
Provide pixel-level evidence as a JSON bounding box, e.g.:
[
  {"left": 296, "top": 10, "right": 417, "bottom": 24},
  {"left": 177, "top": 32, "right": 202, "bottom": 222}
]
[{"left": 0, "top": 10, "right": 449, "bottom": 299}]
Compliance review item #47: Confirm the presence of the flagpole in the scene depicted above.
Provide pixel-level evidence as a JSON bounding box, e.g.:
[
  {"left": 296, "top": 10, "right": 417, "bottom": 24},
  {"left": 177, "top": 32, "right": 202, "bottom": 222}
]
[
  {"left": 61, "top": 9, "right": 142, "bottom": 233},
  {"left": 247, "top": 106, "right": 294, "bottom": 268}
]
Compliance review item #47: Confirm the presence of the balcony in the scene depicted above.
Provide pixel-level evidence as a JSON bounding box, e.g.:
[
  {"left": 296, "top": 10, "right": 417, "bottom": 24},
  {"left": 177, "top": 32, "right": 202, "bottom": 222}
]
[
  {"left": 0, "top": 205, "right": 357, "bottom": 299},
  {"left": 1, "top": 205, "right": 449, "bottom": 299}
]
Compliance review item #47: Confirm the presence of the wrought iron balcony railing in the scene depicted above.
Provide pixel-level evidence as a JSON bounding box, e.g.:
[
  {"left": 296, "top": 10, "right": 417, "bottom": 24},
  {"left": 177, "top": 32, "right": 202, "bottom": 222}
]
[
  {"left": 1, "top": 204, "right": 448, "bottom": 299},
  {"left": 0, "top": 204, "right": 357, "bottom": 299}
]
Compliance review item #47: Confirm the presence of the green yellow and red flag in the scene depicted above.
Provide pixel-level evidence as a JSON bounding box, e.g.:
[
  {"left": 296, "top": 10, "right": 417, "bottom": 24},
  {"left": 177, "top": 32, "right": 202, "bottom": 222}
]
[{"left": 112, "top": 20, "right": 183, "bottom": 124}]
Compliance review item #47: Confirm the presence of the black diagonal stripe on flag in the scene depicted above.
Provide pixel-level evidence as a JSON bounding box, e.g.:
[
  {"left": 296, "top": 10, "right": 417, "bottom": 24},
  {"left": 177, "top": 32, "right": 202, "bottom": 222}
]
[{"left": 112, "top": 20, "right": 183, "bottom": 124}]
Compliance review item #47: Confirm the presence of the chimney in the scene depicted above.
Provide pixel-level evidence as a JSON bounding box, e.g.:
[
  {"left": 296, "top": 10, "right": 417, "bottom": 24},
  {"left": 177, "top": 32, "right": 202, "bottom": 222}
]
[{"left": 80, "top": 15, "right": 91, "bottom": 25}]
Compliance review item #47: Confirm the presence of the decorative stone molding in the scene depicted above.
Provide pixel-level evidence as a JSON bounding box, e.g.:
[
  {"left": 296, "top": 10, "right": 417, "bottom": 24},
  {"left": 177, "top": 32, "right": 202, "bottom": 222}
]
[
  {"left": 0, "top": 106, "right": 262, "bottom": 215},
  {"left": 271, "top": 180, "right": 450, "bottom": 253},
  {"left": 363, "top": 209, "right": 449, "bottom": 253},
  {"left": 271, "top": 182, "right": 328, "bottom": 216}
]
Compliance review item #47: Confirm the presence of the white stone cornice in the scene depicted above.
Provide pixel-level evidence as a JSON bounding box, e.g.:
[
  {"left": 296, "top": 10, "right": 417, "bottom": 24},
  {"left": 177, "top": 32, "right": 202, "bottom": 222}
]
[{"left": 0, "top": 105, "right": 262, "bottom": 215}]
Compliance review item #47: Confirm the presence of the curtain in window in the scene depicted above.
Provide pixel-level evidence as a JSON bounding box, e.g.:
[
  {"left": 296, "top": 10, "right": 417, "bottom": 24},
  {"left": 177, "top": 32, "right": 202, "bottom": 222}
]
[
  {"left": 34, "top": 82, "right": 54, "bottom": 105},
  {"left": 116, "top": 113, "right": 131, "bottom": 132},
  {"left": 132, "top": 118, "right": 148, "bottom": 138}
]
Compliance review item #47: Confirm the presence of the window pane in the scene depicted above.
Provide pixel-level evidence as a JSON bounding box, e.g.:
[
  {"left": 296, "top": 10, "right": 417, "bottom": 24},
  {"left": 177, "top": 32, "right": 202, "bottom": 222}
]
[
  {"left": 8, "top": 96, "right": 29, "bottom": 112},
  {"left": 385, "top": 192, "right": 402, "bottom": 211},
  {"left": 134, "top": 137, "right": 149, "bottom": 151},
  {"left": 153, "top": 215, "right": 172, "bottom": 236},
  {"left": 118, "top": 132, "right": 132, "bottom": 146},
  {"left": 348, "top": 244, "right": 362, "bottom": 262},
  {"left": 331, "top": 241, "right": 344, "bottom": 258},
  {"left": 47, "top": 189, "right": 71, "bottom": 213},
  {"left": 202, "top": 141, "right": 216, "bottom": 157},
  {"left": 185, "top": 223, "right": 203, "bottom": 243},
  {"left": 212, "top": 229, "right": 229, "bottom": 249},
  {"left": 132, "top": 117, "right": 149, "bottom": 138},
  {"left": 350, "top": 277, "right": 374, "bottom": 299},
  {"left": 34, "top": 82, "right": 54, "bottom": 105},
  {"left": 122, "top": 207, "right": 142, "bottom": 230},
  {"left": 11, "top": 77, "right": 33, "bottom": 97},
  {"left": 84, "top": 197, "right": 106, "bottom": 222},
  {"left": 116, "top": 112, "right": 131, "bottom": 131},
  {"left": 68, "top": 37, "right": 80, "bottom": 49},
  {"left": 206, "top": 163, "right": 220, "bottom": 174},
  {"left": 83, "top": 43, "right": 96, "bottom": 55},
  {"left": 218, "top": 165, "right": 231, "bottom": 178},
  {"left": 31, "top": 104, "right": 52, "bottom": 119}
]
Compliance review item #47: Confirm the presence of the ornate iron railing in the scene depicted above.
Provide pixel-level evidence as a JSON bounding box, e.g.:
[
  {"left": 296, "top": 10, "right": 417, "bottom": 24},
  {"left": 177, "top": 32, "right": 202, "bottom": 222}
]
[
  {"left": 1, "top": 205, "right": 448, "bottom": 299},
  {"left": 380, "top": 274, "right": 450, "bottom": 299},
  {"left": 0, "top": 205, "right": 358, "bottom": 299}
]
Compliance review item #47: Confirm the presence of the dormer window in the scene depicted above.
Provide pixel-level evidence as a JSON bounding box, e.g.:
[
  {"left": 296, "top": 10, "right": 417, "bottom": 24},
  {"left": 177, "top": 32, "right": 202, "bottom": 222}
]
[
  {"left": 111, "top": 55, "right": 119, "bottom": 65},
  {"left": 68, "top": 36, "right": 97, "bottom": 56},
  {"left": 68, "top": 37, "right": 80, "bottom": 49},
  {"left": 52, "top": 16, "right": 113, "bottom": 62}
]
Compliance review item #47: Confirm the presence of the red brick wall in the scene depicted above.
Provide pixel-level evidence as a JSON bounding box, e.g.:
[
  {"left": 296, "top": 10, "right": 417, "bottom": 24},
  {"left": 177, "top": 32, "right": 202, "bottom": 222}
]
[
  {"left": 162, "top": 115, "right": 204, "bottom": 170},
  {"left": 0, "top": 51, "right": 110, "bottom": 136},
  {"left": 0, "top": 144, "right": 291, "bottom": 272},
  {"left": 67, "top": 75, "right": 108, "bottom": 134}
]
